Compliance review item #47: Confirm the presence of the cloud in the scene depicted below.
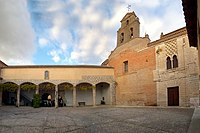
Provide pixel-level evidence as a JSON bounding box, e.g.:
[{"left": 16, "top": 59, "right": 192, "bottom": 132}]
[
  {"left": 48, "top": 50, "right": 61, "bottom": 63},
  {"left": 67, "top": 1, "right": 120, "bottom": 64},
  {"left": 39, "top": 38, "right": 49, "bottom": 47},
  {"left": 134, "top": 0, "right": 161, "bottom": 8},
  {"left": 33, "top": 0, "right": 184, "bottom": 64},
  {"left": 0, "top": 0, "right": 35, "bottom": 65},
  {"left": 5, "top": 0, "right": 184, "bottom": 64},
  {"left": 136, "top": 0, "right": 185, "bottom": 41}
]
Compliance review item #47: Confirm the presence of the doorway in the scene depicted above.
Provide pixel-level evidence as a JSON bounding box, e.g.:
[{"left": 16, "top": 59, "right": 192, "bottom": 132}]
[{"left": 168, "top": 86, "right": 179, "bottom": 106}]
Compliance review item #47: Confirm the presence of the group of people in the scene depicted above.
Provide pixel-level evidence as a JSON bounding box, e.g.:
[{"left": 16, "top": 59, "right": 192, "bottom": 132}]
[{"left": 47, "top": 94, "right": 64, "bottom": 107}]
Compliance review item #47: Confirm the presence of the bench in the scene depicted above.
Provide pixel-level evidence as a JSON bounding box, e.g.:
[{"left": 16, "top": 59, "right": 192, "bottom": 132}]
[{"left": 78, "top": 102, "right": 85, "bottom": 106}]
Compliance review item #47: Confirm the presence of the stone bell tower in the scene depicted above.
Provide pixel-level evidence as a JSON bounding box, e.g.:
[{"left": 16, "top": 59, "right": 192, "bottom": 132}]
[{"left": 117, "top": 11, "right": 140, "bottom": 47}]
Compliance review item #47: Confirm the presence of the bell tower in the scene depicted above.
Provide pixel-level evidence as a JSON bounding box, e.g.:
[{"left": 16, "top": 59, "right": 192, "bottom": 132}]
[{"left": 117, "top": 11, "right": 140, "bottom": 47}]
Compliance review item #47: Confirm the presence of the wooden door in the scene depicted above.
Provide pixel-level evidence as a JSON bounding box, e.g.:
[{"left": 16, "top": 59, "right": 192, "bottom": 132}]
[{"left": 168, "top": 87, "right": 179, "bottom": 106}]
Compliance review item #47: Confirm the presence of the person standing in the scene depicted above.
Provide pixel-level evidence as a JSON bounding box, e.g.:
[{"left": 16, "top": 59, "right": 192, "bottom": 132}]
[
  {"left": 47, "top": 94, "right": 52, "bottom": 107},
  {"left": 58, "top": 95, "right": 63, "bottom": 107}
]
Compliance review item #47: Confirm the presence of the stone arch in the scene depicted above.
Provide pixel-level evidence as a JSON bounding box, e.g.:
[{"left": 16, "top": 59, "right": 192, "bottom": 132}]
[
  {"left": 20, "top": 82, "right": 36, "bottom": 89},
  {"left": 39, "top": 82, "right": 55, "bottom": 89},
  {"left": 3, "top": 81, "right": 18, "bottom": 85},
  {"left": 58, "top": 82, "right": 74, "bottom": 106},
  {"left": 58, "top": 82, "right": 73, "bottom": 90},
  {"left": 39, "top": 82, "right": 55, "bottom": 107},
  {"left": 76, "top": 82, "right": 93, "bottom": 87},
  {"left": 2, "top": 81, "right": 19, "bottom": 85},
  {"left": 96, "top": 82, "right": 111, "bottom": 105},
  {"left": 76, "top": 82, "right": 93, "bottom": 106},
  {"left": 1, "top": 82, "right": 18, "bottom": 106},
  {"left": 20, "top": 82, "right": 36, "bottom": 106}
]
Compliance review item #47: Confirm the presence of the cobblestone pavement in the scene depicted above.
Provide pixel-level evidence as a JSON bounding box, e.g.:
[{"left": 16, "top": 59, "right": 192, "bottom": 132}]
[{"left": 0, "top": 106, "right": 194, "bottom": 133}]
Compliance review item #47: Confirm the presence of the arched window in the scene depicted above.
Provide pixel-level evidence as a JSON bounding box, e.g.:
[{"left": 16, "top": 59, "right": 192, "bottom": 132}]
[
  {"left": 121, "top": 33, "right": 124, "bottom": 43},
  {"left": 44, "top": 70, "right": 49, "bottom": 80},
  {"left": 123, "top": 61, "right": 128, "bottom": 72},
  {"left": 173, "top": 55, "right": 178, "bottom": 68},
  {"left": 126, "top": 20, "right": 129, "bottom": 25},
  {"left": 166, "top": 57, "right": 172, "bottom": 69},
  {"left": 130, "top": 28, "right": 133, "bottom": 38}
]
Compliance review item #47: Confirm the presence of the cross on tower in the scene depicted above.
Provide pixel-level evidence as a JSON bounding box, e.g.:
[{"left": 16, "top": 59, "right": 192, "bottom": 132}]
[{"left": 127, "top": 5, "right": 131, "bottom": 12}]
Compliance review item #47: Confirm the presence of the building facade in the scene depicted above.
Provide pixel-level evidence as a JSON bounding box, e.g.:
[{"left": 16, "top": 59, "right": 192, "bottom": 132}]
[
  {"left": 103, "top": 12, "right": 157, "bottom": 106},
  {"left": 0, "top": 11, "right": 199, "bottom": 107},
  {"left": 103, "top": 11, "right": 199, "bottom": 107},
  {"left": 152, "top": 28, "right": 199, "bottom": 107},
  {"left": 0, "top": 65, "right": 115, "bottom": 107}
]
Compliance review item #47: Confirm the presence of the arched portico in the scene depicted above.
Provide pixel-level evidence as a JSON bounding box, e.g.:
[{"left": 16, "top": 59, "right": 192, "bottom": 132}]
[
  {"left": 96, "top": 82, "right": 111, "bottom": 105},
  {"left": 76, "top": 82, "right": 93, "bottom": 106},
  {"left": 1, "top": 82, "right": 19, "bottom": 106},
  {"left": 58, "top": 82, "right": 73, "bottom": 106},
  {"left": 0, "top": 77, "right": 115, "bottom": 107},
  {"left": 20, "top": 82, "right": 36, "bottom": 106},
  {"left": 39, "top": 82, "right": 55, "bottom": 107}
]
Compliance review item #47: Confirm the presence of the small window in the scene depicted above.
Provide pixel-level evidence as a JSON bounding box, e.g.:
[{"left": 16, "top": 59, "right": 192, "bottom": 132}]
[
  {"left": 173, "top": 55, "right": 178, "bottom": 68},
  {"left": 130, "top": 28, "right": 133, "bottom": 38},
  {"left": 123, "top": 61, "right": 128, "bottom": 72},
  {"left": 121, "top": 33, "right": 124, "bottom": 43},
  {"left": 126, "top": 20, "right": 129, "bottom": 25},
  {"left": 166, "top": 57, "right": 172, "bottom": 69},
  {"left": 44, "top": 70, "right": 49, "bottom": 80}
]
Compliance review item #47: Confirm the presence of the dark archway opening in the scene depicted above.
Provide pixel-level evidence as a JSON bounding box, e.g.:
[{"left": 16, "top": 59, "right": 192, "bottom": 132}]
[
  {"left": 2, "top": 90, "right": 16, "bottom": 105},
  {"left": 2, "top": 82, "right": 18, "bottom": 106},
  {"left": 39, "top": 82, "right": 55, "bottom": 107},
  {"left": 42, "top": 93, "right": 50, "bottom": 100},
  {"left": 20, "top": 82, "right": 36, "bottom": 106}
]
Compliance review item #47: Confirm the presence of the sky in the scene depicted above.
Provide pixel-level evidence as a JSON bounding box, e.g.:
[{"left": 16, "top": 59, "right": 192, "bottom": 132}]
[{"left": 0, "top": 0, "right": 185, "bottom": 65}]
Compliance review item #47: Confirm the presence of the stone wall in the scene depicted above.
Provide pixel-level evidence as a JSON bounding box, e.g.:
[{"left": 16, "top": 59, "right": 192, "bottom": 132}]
[
  {"left": 0, "top": 66, "right": 116, "bottom": 106},
  {"left": 107, "top": 39, "right": 157, "bottom": 106},
  {"left": 1, "top": 66, "right": 114, "bottom": 81},
  {"left": 154, "top": 32, "right": 199, "bottom": 107}
]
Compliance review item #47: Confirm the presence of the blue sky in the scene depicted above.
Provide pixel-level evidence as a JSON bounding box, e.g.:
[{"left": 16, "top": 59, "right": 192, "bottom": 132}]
[{"left": 0, "top": 0, "right": 185, "bottom": 65}]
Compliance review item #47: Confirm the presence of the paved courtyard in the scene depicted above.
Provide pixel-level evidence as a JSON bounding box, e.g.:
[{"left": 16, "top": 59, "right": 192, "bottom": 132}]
[{"left": 0, "top": 106, "right": 194, "bottom": 133}]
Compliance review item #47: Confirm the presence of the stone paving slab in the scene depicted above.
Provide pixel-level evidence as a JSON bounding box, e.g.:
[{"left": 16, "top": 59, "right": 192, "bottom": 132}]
[
  {"left": 187, "top": 107, "right": 200, "bottom": 133},
  {"left": 0, "top": 106, "right": 194, "bottom": 133}
]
